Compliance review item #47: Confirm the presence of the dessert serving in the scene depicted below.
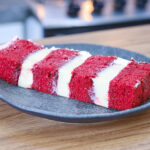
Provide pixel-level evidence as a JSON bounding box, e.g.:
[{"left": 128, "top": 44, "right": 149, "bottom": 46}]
[{"left": 0, "top": 37, "right": 150, "bottom": 110}]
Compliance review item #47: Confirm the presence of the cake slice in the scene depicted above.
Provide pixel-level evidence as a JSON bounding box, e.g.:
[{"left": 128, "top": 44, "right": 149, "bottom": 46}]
[
  {"left": 109, "top": 60, "right": 150, "bottom": 110},
  {"left": 0, "top": 37, "right": 43, "bottom": 85},
  {"left": 69, "top": 56, "right": 117, "bottom": 103},
  {"left": 92, "top": 57, "right": 130, "bottom": 108},
  {"left": 0, "top": 37, "right": 150, "bottom": 111}
]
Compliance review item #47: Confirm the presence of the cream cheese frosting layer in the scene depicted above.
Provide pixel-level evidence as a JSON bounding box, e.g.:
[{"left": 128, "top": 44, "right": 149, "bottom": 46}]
[
  {"left": 57, "top": 51, "right": 91, "bottom": 97},
  {"left": 18, "top": 47, "right": 57, "bottom": 88},
  {"left": 92, "top": 57, "right": 130, "bottom": 108}
]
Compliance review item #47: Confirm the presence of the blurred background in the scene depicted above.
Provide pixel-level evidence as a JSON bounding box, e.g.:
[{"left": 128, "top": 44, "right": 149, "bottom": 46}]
[{"left": 0, "top": 0, "right": 150, "bottom": 43}]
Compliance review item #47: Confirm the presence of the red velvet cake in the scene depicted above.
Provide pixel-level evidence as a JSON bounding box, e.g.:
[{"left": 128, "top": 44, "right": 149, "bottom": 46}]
[
  {"left": 0, "top": 37, "right": 150, "bottom": 110},
  {"left": 0, "top": 37, "right": 43, "bottom": 85}
]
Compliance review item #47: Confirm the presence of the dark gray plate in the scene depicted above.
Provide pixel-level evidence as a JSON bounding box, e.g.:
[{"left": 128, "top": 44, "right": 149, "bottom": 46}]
[{"left": 0, "top": 44, "right": 150, "bottom": 123}]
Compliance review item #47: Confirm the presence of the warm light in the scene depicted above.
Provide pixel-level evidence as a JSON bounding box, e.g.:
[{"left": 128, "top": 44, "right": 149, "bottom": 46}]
[
  {"left": 36, "top": 3, "right": 45, "bottom": 20},
  {"left": 56, "top": 0, "right": 64, "bottom": 6},
  {"left": 79, "top": 0, "right": 94, "bottom": 21}
]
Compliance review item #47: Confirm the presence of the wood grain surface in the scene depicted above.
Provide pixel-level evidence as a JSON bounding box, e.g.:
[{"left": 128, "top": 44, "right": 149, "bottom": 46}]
[{"left": 0, "top": 25, "right": 150, "bottom": 150}]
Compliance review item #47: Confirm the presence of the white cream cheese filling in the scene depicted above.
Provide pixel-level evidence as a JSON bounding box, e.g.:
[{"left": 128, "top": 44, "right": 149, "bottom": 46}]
[
  {"left": 57, "top": 51, "right": 91, "bottom": 97},
  {"left": 92, "top": 57, "right": 130, "bottom": 108},
  {"left": 18, "top": 47, "right": 57, "bottom": 88}
]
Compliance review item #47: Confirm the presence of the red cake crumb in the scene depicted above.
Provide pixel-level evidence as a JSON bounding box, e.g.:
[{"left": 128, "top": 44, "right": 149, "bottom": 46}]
[
  {"left": 0, "top": 38, "right": 43, "bottom": 85},
  {"left": 109, "top": 60, "right": 150, "bottom": 110},
  {"left": 32, "top": 49, "right": 79, "bottom": 95},
  {"left": 69, "top": 56, "right": 116, "bottom": 103}
]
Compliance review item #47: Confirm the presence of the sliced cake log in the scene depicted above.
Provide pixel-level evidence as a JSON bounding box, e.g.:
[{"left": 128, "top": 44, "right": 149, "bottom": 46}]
[
  {"left": 0, "top": 37, "right": 43, "bottom": 85},
  {"left": 0, "top": 38, "right": 150, "bottom": 111}
]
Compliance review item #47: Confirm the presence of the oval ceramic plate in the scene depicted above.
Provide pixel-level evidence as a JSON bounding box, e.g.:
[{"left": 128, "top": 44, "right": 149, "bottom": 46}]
[{"left": 0, "top": 44, "right": 150, "bottom": 123}]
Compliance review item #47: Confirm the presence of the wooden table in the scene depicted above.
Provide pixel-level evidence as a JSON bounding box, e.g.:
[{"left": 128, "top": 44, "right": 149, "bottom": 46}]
[{"left": 1, "top": 25, "right": 150, "bottom": 150}]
